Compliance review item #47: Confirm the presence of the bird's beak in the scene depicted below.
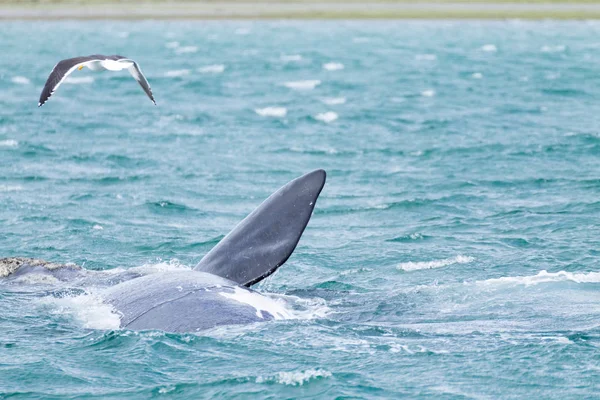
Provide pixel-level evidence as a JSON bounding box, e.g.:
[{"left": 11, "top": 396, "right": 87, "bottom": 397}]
[{"left": 78, "top": 65, "right": 84, "bottom": 70}]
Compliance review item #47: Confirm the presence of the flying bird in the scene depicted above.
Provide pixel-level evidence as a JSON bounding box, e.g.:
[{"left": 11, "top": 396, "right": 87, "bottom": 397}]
[{"left": 38, "top": 55, "right": 156, "bottom": 107}]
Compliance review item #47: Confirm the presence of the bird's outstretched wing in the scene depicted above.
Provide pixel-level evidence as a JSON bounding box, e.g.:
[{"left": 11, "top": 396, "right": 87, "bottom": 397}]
[
  {"left": 123, "top": 59, "right": 156, "bottom": 105},
  {"left": 38, "top": 56, "right": 97, "bottom": 107}
]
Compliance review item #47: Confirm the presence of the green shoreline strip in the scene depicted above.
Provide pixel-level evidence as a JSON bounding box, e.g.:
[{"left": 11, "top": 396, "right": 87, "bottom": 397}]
[{"left": 3, "top": 2, "right": 600, "bottom": 20}]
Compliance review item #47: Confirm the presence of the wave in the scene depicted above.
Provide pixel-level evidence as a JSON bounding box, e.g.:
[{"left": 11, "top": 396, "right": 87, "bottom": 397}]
[
  {"left": 0, "top": 185, "right": 23, "bottom": 192},
  {"left": 397, "top": 255, "right": 474, "bottom": 272},
  {"left": 255, "top": 107, "right": 287, "bottom": 117},
  {"left": 175, "top": 46, "right": 198, "bottom": 54},
  {"left": 198, "top": 64, "right": 225, "bottom": 74},
  {"left": 478, "top": 270, "right": 600, "bottom": 287},
  {"left": 283, "top": 80, "right": 321, "bottom": 90},
  {"left": 0, "top": 139, "right": 18, "bottom": 147},
  {"left": 481, "top": 44, "right": 497, "bottom": 52},
  {"left": 323, "top": 62, "right": 344, "bottom": 71},
  {"left": 164, "top": 69, "right": 190, "bottom": 78},
  {"left": 421, "top": 89, "right": 435, "bottom": 97},
  {"left": 387, "top": 233, "right": 430, "bottom": 242},
  {"left": 256, "top": 369, "right": 331, "bottom": 386},
  {"left": 146, "top": 200, "right": 194, "bottom": 213},
  {"left": 314, "top": 111, "right": 338, "bottom": 123},
  {"left": 280, "top": 54, "right": 302, "bottom": 62},
  {"left": 321, "top": 97, "right": 346, "bottom": 105},
  {"left": 11, "top": 76, "right": 30, "bottom": 85},
  {"left": 43, "top": 291, "right": 120, "bottom": 330}
]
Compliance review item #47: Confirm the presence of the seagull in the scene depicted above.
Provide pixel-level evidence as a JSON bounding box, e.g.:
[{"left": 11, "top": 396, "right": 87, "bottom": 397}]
[{"left": 38, "top": 55, "right": 156, "bottom": 107}]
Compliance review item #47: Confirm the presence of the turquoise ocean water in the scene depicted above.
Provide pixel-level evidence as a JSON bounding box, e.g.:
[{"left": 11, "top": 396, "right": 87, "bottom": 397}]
[{"left": 1, "top": 20, "right": 600, "bottom": 398}]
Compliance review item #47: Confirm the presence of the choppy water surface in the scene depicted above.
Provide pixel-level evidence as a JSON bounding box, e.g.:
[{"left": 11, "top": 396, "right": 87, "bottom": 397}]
[{"left": 1, "top": 21, "right": 600, "bottom": 398}]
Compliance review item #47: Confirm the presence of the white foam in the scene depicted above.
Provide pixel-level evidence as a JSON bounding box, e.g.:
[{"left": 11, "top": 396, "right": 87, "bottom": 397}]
[
  {"left": 321, "top": 97, "right": 346, "bottom": 105},
  {"left": 64, "top": 76, "right": 94, "bottom": 84},
  {"left": 477, "top": 270, "right": 600, "bottom": 287},
  {"left": 175, "top": 46, "right": 198, "bottom": 54},
  {"left": 260, "top": 291, "right": 330, "bottom": 321},
  {"left": 398, "top": 255, "right": 474, "bottom": 272},
  {"left": 284, "top": 80, "right": 321, "bottom": 90},
  {"left": 165, "top": 69, "right": 190, "bottom": 78},
  {"left": 11, "top": 76, "right": 30, "bottom": 85},
  {"left": 314, "top": 111, "right": 338, "bottom": 123},
  {"left": 158, "top": 386, "right": 176, "bottom": 394},
  {"left": 219, "top": 286, "right": 293, "bottom": 319},
  {"left": 165, "top": 41, "right": 180, "bottom": 49},
  {"left": 415, "top": 54, "right": 437, "bottom": 61},
  {"left": 280, "top": 54, "right": 302, "bottom": 62},
  {"left": 481, "top": 44, "right": 497, "bottom": 52},
  {"left": 541, "top": 45, "right": 566, "bottom": 53},
  {"left": 0, "top": 185, "right": 23, "bottom": 192},
  {"left": 255, "top": 107, "right": 287, "bottom": 117},
  {"left": 472, "top": 72, "right": 483, "bottom": 79},
  {"left": 122, "top": 260, "right": 192, "bottom": 276},
  {"left": 421, "top": 89, "right": 436, "bottom": 97},
  {"left": 44, "top": 292, "right": 121, "bottom": 330},
  {"left": 323, "top": 62, "right": 344, "bottom": 71},
  {"left": 256, "top": 369, "right": 331, "bottom": 386},
  {"left": 0, "top": 139, "right": 18, "bottom": 147},
  {"left": 198, "top": 64, "right": 225, "bottom": 74},
  {"left": 92, "top": 225, "right": 103, "bottom": 230}
]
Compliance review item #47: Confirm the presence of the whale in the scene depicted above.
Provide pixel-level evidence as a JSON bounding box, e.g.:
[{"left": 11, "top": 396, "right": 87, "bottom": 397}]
[{"left": 0, "top": 169, "right": 326, "bottom": 332}]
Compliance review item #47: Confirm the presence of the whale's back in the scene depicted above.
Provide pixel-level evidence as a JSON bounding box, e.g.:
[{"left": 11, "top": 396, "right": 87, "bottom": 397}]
[{"left": 104, "top": 271, "right": 287, "bottom": 332}]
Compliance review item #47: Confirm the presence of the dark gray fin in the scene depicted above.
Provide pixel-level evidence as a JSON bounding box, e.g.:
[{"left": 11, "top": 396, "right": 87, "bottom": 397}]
[{"left": 194, "top": 169, "right": 326, "bottom": 287}]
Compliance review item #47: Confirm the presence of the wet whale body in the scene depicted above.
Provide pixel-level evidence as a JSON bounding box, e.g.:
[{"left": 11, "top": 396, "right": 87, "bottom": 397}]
[{"left": 0, "top": 169, "right": 326, "bottom": 332}]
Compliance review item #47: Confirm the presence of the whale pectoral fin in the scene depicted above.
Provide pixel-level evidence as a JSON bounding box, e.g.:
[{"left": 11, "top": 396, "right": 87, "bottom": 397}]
[{"left": 194, "top": 169, "right": 326, "bottom": 287}]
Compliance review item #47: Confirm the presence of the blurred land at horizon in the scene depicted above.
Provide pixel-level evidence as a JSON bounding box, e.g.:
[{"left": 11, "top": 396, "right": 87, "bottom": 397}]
[{"left": 2, "top": 0, "right": 600, "bottom": 19}]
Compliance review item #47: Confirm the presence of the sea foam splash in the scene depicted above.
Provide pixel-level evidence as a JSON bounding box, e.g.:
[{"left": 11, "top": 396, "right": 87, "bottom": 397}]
[
  {"left": 256, "top": 369, "right": 332, "bottom": 386},
  {"left": 323, "top": 62, "right": 344, "bottom": 71},
  {"left": 11, "top": 76, "right": 30, "bottom": 85},
  {"left": 477, "top": 270, "right": 600, "bottom": 287},
  {"left": 255, "top": 107, "right": 287, "bottom": 117},
  {"left": 321, "top": 97, "right": 346, "bottom": 105},
  {"left": 165, "top": 69, "right": 190, "bottom": 77},
  {"left": 284, "top": 80, "right": 321, "bottom": 90},
  {"left": 43, "top": 291, "right": 121, "bottom": 330},
  {"left": 314, "top": 112, "right": 338, "bottom": 123},
  {"left": 280, "top": 54, "right": 302, "bottom": 62},
  {"left": 398, "top": 255, "right": 474, "bottom": 272},
  {"left": 0, "top": 140, "right": 18, "bottom": 147},
  {"left": 219, "top": 286, "right": 293, "bottom": 319},
  {"left": 198, "top": 64, "right": 225, "bottom": 74},
  {"left": 0, "top": 185, "right": 23, "bottom": 192}
]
